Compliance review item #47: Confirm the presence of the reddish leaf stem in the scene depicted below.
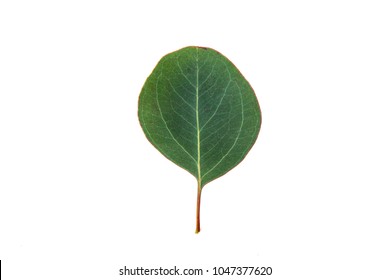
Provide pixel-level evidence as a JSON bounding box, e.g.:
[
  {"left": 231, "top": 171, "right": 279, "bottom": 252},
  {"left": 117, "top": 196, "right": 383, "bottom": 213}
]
[{"left": 195, "top": 184, "right": 202, "bottom": 234}]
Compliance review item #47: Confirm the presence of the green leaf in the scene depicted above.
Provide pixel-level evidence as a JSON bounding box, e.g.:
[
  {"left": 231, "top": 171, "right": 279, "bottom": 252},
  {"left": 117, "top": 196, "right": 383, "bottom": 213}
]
[{"left": 138, "top": 46, "right": 261, "bottom": 233}]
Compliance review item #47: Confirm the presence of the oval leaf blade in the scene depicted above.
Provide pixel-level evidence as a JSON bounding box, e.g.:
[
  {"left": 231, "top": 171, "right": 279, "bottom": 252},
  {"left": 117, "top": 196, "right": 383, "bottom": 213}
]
[{"left": 138, "top": 46, "right": 261, "bottom": 232}]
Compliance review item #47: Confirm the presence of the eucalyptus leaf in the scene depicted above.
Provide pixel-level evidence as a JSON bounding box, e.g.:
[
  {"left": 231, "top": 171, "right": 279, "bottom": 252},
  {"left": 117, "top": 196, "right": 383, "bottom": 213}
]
[{"left": 138, "top": 46, "right": 261, "bottom": 233}]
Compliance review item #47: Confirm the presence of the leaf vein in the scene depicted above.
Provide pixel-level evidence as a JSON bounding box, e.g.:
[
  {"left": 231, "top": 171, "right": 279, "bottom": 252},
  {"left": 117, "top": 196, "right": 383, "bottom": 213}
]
[
  {"left": 200, "top": 80, "right": 231, "bottom": 132},
  {"left": 176, "top": 55, "right": 196, "bottom": 88},
  {"left": 156, "top": 73, "right": 197, "bottom": 164},
  {"left": 167, "top": 79, "right": 196, "bottom": 112},
  {"left": 201, "top": 80, "right": 244, "bottom": 180}
]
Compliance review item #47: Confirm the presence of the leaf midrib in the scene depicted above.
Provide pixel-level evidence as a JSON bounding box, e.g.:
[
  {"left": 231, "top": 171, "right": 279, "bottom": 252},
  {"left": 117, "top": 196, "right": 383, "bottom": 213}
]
[{"left": 195, "top": 48, "right": 202, "bottom": 186}]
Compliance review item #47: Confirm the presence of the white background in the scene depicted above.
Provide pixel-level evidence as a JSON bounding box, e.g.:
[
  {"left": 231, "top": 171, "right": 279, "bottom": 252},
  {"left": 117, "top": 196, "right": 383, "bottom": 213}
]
[{"left": 1, "top": 0, "right": 389, "bottom": 279}]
